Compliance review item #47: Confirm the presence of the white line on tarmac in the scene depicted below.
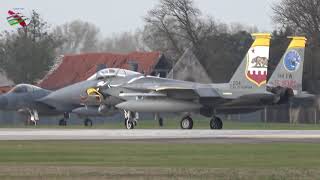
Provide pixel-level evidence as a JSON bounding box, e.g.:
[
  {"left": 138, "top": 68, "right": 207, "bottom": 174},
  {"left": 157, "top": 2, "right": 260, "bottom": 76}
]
[{"left": 0, "top": 129, "right": 319, "bottom": 140}]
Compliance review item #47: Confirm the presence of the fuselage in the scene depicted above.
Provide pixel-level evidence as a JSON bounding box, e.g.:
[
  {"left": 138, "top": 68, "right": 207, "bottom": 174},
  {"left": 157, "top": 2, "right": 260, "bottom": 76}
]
[
  {"left": 0, "top": 84, "right": 61, "bottom": 116},
  {"left": 98, "top": 75, "right": 276, "bottom": 115}
]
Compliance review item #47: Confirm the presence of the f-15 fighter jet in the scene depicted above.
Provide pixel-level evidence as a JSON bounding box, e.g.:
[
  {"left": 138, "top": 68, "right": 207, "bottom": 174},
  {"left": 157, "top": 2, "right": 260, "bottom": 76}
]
[
  {"left": 93, "top": 34, "right": 307, "bottom": 129},
  {"left": 0, "top": 69, "right": 141, "bottom": 126}
]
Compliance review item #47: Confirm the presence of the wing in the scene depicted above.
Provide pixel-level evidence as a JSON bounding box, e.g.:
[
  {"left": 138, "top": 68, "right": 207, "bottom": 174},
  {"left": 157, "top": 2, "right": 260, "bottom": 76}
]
[{"left": 121, "top": 83, "right": 221, "bottom": 100}]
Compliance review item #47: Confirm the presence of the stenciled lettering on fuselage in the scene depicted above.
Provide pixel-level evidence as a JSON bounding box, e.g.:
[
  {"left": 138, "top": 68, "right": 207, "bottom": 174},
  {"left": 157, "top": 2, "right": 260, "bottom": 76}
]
[{"left": 229, "top": 81, "right": 253, "bottom": 89}]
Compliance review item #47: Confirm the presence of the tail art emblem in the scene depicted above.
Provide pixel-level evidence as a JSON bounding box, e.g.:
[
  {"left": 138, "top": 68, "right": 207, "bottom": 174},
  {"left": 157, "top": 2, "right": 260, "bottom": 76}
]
[
  {"left": 283, "top": 50, "right": 301, "bottom": 72},
  {"left": 246, "top": 47, "right": 269, "bottom": 86}
]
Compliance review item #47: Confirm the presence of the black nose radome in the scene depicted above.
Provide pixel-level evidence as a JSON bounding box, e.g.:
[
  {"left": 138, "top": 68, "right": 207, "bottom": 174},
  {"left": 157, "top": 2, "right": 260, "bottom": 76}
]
[{"left": 0, "top": 96, "right": 8, "bottom": 109}]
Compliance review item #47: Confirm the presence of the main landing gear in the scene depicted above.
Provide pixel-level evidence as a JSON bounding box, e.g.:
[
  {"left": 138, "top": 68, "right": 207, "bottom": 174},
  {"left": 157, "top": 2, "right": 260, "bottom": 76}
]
[
  {"left": 180, "top": 116, "right": 193, "bottom": 129},
  {"left": 210, "top": 116, "right": 223, "bottom": 129},
  {"left": 59, "top": 119, "right": 67, "bottom": 126},
  {"left": 124, "top": 110, "right": 138, "bottom": 129},
  {"left": 59, "top": 112, "right": 69, "bottom": 126},
  {"left": 180, "top": 115, "right": 223, "bottom": 130},
  {"left": 154, "top": 113, "right": 164, "bottom": 127},
  {"left": 84, "top": 118, "right": 93, "bottom": 127}
]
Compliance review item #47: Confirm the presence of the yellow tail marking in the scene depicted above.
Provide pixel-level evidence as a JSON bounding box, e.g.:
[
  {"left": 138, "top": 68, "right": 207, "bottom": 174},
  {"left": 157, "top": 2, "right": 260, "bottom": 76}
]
[
  {"left": 251, "top": 33, "right": 271, "bottom": 47},
  {"left": 287, "top": 36, "right": 307, "bottom": 49}
]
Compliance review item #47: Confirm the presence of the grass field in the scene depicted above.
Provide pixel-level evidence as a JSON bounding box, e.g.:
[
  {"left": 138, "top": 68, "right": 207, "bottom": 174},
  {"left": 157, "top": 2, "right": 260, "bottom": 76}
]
[
  {"left": 0, "top": 141, "right": 320, "bottom": 179},
  {"left": 4, "top": 119, "right": 320, "bottom": 130}
]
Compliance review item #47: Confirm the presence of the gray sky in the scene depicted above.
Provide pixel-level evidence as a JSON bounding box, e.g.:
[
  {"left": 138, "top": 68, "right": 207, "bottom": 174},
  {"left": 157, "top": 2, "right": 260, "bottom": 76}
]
[{"left": 1, "top": 0, "right": 279, "bottom": 36}]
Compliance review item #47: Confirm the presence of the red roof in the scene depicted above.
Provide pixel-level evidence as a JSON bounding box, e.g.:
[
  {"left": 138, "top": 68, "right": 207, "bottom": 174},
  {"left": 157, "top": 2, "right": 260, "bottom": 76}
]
[
  {"left": 0, "top": 86, "right": 12, "bottom": 94},
  {"left": 39, "top": 51, "right": 162, "bottom": 90}
]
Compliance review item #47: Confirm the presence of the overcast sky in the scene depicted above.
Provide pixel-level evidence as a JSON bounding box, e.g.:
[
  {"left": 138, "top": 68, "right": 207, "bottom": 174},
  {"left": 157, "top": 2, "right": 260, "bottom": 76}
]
[{"left": 0, "top": 0, "right": 279, "bottom": 36}]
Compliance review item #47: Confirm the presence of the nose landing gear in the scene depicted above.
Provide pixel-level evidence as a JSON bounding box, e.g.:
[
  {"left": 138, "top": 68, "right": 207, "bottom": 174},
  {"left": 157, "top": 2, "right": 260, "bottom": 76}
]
[
  {"left": 24, "top": 109, "right": 39, "bottom": 126},
  {"left": 124, "top": 110, "right": 138, "bottom": 129}
]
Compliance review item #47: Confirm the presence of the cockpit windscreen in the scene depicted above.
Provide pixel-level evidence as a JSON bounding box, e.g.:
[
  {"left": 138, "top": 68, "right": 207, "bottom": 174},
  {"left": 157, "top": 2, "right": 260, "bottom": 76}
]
[
  {"left": 87, "top": 68, "right": 141, "bottom": 80},
  {"left": 9, "top": 84, "right": 41, "bottom": 93}
]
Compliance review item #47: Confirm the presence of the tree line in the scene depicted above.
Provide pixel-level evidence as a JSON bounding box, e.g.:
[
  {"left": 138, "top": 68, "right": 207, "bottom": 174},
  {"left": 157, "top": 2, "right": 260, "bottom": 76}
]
[{"left": 0, "top": 0, "right": 319, "bottom": 94}]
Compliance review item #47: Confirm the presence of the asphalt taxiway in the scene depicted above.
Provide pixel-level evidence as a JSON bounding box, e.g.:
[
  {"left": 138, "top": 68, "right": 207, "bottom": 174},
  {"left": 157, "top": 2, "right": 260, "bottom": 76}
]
[{"left": 0, "top": 129, "right": 320, "bottom": 142}]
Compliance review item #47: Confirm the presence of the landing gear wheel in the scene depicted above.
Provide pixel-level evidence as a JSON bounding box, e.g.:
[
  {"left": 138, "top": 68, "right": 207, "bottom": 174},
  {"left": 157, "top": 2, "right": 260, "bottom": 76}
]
[
  {"left": 133, "top": 120, "right": 137, "bottom": 127},
  {"left": 210, "top": 117, "right": 223, "bottom": 129},
  {"left": 125, "top": 118, "right": 134, "bottom": 129},
  {"left": 158, "top": 117, "right": 164, "bottom": 127},
  {"left": 59, "top": 119, "right": 67, "bottom": 126},
  {"left": 25, "top": 120, "right": 36, "bottom": 126},
  {"left": 84, "top": 119, "right": 93, "bottom": 127},
  {"left": 180, "top": 116, "right": 193, "bottom": 129}
]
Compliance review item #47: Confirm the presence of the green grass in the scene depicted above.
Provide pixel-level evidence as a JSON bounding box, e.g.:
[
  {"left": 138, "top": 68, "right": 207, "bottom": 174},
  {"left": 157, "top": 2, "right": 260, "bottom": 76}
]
[
  {"left": 3, "top": 119, "right": 320, "bottom": 130},
  {"left": 0, "top": 141, "right": 319, "bottom": 179},
  {"left": 0, "top": 141, "right": 319, "bottom": 168}
]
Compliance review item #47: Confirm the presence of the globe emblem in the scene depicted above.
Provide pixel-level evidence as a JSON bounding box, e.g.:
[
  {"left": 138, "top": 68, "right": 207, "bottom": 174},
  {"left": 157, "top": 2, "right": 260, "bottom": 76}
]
[{"left": 283, "top": 50, "right": 301, "bottom": 72}]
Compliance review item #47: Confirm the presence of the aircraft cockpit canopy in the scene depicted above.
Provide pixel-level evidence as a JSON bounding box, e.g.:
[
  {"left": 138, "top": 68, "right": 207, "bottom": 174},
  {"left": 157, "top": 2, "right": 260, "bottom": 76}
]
[
  {"left": 87, "top": 68, "right": 141, "bottom": 80},
  {"left": 9, "top": 84, "right": 41, "bottom": 93}
]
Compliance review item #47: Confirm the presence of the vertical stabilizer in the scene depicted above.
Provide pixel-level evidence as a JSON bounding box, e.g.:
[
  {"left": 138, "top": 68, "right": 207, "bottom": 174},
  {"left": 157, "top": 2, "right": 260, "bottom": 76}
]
[
  {"left": 229, "top": 33, "right": 271, "bottom": 92},
  {"left": 268, "top": 36, "right": 307, "bottom": 95}
]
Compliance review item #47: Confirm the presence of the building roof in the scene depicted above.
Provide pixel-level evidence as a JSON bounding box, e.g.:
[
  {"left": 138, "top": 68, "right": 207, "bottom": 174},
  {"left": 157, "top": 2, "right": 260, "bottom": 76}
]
[
  {"left": 168, "top": 48, "right": 212, "bottom": 83},
  {"left": 38, "top": 51, "right": 162, "bottom": 90},
  {"left": 0, "top": 86, "right": 12, "bottom": 94}
]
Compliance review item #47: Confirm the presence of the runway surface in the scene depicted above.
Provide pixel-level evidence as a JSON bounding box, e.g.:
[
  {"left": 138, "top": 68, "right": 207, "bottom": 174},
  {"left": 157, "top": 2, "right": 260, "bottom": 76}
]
[{"left": 1, "top": 129, "right": 320, "bottom": 142}]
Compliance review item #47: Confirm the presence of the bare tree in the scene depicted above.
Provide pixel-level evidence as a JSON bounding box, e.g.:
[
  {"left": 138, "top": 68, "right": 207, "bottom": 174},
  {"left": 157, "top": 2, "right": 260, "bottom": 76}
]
[
  {"left": 272, "top": 0, "right": 320, "bottom": 46},
  {"left": 228, "top": 23, "right": 259, "bottom": 34},
  {"left": 0, "top": 11, "right": 62, "bottom": 84},
  {"left": 54, "top": 20, "right": 101, "bottom": 54},
  {"left": 273, "top": 0, "right": 320, "bottom": 92},
  {"left": 143, "top": 0, "right": 216, "bottom": 61},
  {"left": 100, "top": 31, "right": 147, "bottom": 53}
]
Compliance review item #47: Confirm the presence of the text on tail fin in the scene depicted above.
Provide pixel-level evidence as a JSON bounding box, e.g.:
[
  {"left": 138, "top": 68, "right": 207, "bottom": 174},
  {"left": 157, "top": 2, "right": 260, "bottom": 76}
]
[{"left": 268, "top": 36, "right": 307, "bottom": 94}]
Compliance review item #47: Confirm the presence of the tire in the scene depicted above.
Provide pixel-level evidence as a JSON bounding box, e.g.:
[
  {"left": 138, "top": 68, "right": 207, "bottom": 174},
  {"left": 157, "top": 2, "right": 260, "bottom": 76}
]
[
  {"left": 59, "top": 119, "right": 67, "bottom": 126},
  {"left": 84, "top": 119, "right": 93, "bottom": 127},
  {"left": 180, "top": 117, "right": 193, "bottom": 129},
  {"left": 125, "top": 118, "right": 134, "bottom": 129},
  {"left": 159, "top": 117, "right": 164, "bottom": 127},
  {"left": 210, "top": 117, "right": 223, "bottom": 129},
  {"left": 26, "top": 119, "right": 37, "bottom": 126}
]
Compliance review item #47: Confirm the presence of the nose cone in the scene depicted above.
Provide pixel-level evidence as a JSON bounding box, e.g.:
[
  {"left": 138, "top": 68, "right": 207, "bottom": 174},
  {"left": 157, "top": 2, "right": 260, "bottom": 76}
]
[{"left": 0, "top": 95, "right": 8, "bottom": 109}]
